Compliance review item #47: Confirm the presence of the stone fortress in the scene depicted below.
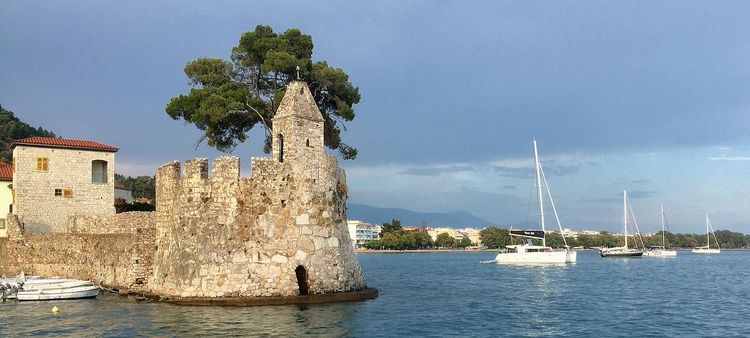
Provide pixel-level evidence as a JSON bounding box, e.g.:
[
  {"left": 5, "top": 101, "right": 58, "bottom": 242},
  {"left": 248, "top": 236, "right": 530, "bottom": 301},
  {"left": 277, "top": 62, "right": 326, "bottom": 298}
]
[
  {"left": 0, "top": 80, "right": 371, "bottom": 302},
  {"left": 150, "top": 81, "right": 367, "bottom": 297}
]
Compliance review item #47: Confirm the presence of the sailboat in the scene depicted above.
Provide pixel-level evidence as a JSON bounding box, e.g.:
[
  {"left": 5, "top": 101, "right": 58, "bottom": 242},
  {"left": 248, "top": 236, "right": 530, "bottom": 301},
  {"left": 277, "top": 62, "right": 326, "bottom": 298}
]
[
  {"left": 691, "top": 213, "right": 721, "bottom": 254},
  {"left": 643, "top": 205, "right": 677, "bottom": 257},
  {"left": 600, "top": 191, "right": 644, "bottom": 257},
  {"left": 495, "top": 139, "right": 576, "bottom": 264}
]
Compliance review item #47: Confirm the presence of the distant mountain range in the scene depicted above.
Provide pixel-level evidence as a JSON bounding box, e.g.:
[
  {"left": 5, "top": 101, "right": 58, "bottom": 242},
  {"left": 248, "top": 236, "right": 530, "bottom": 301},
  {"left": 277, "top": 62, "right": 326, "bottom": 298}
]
[{"left": 347, "top": 203, "right": 496, "bottom": 228}]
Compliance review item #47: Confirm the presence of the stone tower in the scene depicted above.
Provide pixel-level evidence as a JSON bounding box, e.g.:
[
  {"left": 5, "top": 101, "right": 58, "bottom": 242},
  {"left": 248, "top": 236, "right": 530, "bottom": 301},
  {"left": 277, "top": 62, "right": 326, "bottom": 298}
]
[
  {"left": 272, "top": 81, "right": 325, "bottom": 173},
  {"left": 150, "top": 80, "right": 367, "bottom": 299}
]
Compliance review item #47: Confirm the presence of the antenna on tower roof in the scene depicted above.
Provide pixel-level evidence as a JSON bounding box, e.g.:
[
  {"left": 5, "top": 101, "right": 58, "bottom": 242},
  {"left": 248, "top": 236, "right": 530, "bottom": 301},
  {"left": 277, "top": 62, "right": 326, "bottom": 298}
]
[{"left": 296, "top": 66, "right": 300, "bottom": 80}]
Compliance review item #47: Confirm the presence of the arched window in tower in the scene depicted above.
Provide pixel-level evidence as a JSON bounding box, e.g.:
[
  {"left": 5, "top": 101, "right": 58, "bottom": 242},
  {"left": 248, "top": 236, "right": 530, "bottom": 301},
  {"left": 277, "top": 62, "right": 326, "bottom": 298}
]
[
  {"left": 306, "top": 138, "right": 311, "bottom": 147},
  {"left": 278, "top": 134, "right": 284, "bottom": 163}
]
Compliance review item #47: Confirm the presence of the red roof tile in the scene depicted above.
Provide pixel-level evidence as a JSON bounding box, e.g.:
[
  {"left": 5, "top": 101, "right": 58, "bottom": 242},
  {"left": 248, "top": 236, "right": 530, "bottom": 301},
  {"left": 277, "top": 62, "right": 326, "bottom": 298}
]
[
  {"left": 10, "top": 137, "right": 119, "bottom": 152},
  {"left": 0, "top": 162, "right": 12, "bottom": 180}
]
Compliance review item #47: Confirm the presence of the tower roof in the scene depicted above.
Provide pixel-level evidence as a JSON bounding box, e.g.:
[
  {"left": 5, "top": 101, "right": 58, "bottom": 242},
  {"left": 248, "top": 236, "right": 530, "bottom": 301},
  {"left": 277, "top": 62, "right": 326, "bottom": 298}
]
[{"left": 274, "top": 81, "right": 324, "bottom": 122}]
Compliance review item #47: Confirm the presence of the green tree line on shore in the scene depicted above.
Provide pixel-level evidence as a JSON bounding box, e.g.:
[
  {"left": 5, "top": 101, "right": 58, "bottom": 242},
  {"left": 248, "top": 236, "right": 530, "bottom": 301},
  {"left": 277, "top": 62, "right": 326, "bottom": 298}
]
[
  {"left": 362, "top": 219, "right": 473, "bottom": 250},
  {"left": 114, "top": 174, "right": 156, "bottom": 200},
  {"left": 479, "top": 227, "right": 750, "bottom": 249},
  {"left": 0, "top": 105, "right": 56, "bottom": 162}
]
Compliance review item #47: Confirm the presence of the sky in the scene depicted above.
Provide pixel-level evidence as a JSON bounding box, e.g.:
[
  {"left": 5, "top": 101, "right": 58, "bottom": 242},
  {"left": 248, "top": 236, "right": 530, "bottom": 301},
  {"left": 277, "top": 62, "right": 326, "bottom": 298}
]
[{"left": 1, "top": 1, "right": 749, "bottom": 233}]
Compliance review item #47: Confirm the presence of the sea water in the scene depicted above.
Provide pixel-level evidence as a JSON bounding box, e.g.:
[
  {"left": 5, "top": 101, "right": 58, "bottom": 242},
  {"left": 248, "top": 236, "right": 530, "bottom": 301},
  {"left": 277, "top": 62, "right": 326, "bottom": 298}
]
[{"left": 1, "top": 251, "right": 749, "bottom": 337}]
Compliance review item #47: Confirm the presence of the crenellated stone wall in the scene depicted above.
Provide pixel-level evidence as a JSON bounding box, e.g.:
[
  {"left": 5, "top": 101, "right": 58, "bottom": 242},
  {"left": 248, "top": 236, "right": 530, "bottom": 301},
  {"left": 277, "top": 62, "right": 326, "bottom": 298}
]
[{"left": 149, "top": 152, "right": 365, "bottom": 298}]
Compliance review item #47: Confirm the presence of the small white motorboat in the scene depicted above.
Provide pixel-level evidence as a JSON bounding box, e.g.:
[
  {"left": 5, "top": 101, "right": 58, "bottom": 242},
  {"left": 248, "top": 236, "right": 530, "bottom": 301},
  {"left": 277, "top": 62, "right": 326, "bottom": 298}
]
[
  {"left": 1, "top": 272, "right": 99, "bottom": 301},
  {"left": 17, "top": 281, "right": 100, "bottom": 301}
]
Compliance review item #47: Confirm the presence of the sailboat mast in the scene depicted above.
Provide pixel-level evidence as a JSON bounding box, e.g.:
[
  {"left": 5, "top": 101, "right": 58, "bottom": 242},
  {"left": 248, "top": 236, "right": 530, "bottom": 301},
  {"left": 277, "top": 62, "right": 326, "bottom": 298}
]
[
  {"left": 661, "top": 205, "right": 665, "bottom": 248},
  {"left": 534, "top": 139, "right": 546, "bottom": 247},
  {"left": 706, "top": 213, "right": 710, "bottom": 249},
  {"left": 624, "top": 190, "right": 628, "bottom": 249}
]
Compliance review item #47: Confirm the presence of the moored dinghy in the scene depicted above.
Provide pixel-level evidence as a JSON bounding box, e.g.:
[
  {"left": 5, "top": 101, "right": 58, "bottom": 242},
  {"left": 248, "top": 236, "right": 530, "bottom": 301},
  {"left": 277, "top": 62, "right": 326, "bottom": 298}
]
[
  {"left": 17, "top": 280, "right": 100, "bottom": 301},
  {"left": 1, "top": 272, "right": 100, "bottom": 301}
]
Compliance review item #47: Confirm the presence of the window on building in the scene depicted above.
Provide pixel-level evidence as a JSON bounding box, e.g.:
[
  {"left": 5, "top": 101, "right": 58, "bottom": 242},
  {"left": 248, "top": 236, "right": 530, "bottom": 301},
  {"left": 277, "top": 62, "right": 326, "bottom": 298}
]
[
  {"left": 92, "top": 160, "right": 108, "bottom": 183},
  {"left": 55, "top": 189, "right": 62, "bottom": 196},
  {"left": 277, "top": 134, "right": 284, "bottom": 163},
  {"left": 63, "top": 189, "right": 73, "bottom": 198},
  {"left": 36, "top": 157, "right": 48, "bottom": 171}
]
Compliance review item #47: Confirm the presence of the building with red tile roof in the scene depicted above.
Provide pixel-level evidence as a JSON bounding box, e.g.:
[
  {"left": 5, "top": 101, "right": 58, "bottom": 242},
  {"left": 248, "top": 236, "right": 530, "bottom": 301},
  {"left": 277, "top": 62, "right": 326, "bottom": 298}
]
[
  {"left": 0, "top": 162, "right": 12, "bottom": 237},
  {"left": 10, "top": 136, "right": 119, "bottom": 152},
  {"left": 10, "top": 136, "right": 118, "bottom": 232},
  {"left": 0, "top": 162, "right": 12, "bottom": 181}
]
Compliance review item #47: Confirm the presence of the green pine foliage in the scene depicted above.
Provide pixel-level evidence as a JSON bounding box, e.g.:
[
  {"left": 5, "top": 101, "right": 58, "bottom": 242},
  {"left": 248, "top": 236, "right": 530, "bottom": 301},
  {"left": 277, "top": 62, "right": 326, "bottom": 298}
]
[
  {"left": 0, "top": 105, "right": 56, "bottom": 162},
  {"left": 166, "top": 25, "right": 361, "bottom": 159}
]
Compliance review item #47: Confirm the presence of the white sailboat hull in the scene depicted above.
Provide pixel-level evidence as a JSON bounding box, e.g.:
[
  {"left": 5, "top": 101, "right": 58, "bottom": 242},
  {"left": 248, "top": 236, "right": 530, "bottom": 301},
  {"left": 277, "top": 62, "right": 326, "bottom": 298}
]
[
  {"left": 691, "top": 248, "right": 720, "bottom": 254},
  {"left": 643, "top": 249, "right": 677, "bottom": 257},
  {"left": 599, "top": 247, "right": 643, "bottom": 257},
  {"left": 496, "top": 250, "right": 577, "bottom": 264}
]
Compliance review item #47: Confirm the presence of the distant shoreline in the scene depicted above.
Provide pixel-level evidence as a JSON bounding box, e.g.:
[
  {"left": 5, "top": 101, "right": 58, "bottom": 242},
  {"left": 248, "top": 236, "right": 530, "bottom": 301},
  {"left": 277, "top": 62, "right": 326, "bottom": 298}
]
[
  {"left": 356, "top": 249, "right": 497, "bottom": 253},
  {"left": 356, "top": 248, "right": 750, "bottom": 253}
]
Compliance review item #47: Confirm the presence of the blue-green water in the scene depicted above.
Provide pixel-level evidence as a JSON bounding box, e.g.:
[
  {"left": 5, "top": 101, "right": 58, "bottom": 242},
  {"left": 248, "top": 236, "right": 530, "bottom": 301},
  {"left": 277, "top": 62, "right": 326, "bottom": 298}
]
[{"left": 1, "top": 251, "right": 749, "bottom": 337}]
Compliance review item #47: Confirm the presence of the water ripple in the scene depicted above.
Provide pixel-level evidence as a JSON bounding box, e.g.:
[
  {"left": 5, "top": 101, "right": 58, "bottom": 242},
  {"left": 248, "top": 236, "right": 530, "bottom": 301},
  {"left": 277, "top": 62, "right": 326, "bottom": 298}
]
[{"left": 2, "top": 251, "right": 749, "bottom": 336}]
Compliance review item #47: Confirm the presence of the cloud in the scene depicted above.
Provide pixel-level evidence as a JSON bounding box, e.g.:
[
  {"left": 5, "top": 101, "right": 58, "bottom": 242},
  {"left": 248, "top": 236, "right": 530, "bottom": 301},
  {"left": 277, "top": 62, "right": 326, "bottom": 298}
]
[
  {"left": 578, "top": 190, "right": 658, "bottom": 204},
  {"left": 491, "top": 165, "right": 533, "bottom": 178},
  {"left": 628, "top": 190, "right": 658, "bottom": 199},
  {"left": 708, "top": 156, "right": 750, "bottom": 161},
  {"left": 490, "top": 160, "right": 593, "bottom": 178},
  {"left": 399, "top": 165, "right": 475, "bottom": 176},
  {"left": 116, "top": 161, "right": 161, "bottom": 177},
  {"left": 613, "top": 179, "right": 652, "bottom": 185},
  {"left": 502, "top": 185, "right": 517, "bottom": 190}
]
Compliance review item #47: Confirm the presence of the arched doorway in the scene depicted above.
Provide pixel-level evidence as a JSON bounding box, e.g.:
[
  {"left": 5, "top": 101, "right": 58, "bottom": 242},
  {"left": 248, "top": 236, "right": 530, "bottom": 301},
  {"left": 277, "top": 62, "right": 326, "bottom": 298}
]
[{"left": 295, "top": 265, "right": 309, "bottom": 295}]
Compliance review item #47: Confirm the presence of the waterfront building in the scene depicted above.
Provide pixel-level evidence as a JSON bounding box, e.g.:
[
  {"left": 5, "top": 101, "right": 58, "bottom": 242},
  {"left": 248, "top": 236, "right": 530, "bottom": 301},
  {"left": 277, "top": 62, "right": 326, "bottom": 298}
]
[
  {"left": 0, "top": 162, "right": 12, "bottom": 237},
  {"left": 10, "top": 137, "right": 118, "bottom": 232},
  {"left": 428, "top": 227, "right": 466, "bottom": 241},
  {"left": 114, "top": 181, "right": 134, "bottom": 204},
  {"left": 347, "top": 220, "right": 380, "bottom": 248},
  {"left": 547, "top": 228, "right": 580, "bottom": 238}
]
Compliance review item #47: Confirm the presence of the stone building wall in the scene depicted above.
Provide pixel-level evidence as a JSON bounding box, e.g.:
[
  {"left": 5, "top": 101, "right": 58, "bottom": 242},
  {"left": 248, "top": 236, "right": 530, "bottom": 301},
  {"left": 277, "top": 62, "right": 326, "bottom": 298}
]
[{"left": 12, "top": 146, "right": 115, "bottom": 232}]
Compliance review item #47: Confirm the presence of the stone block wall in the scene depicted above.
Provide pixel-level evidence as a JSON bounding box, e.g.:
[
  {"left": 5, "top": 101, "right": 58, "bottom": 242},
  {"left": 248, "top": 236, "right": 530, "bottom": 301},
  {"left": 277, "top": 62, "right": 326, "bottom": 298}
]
[
  {"left": 150, "top": 154, "right": 366, "bottom": 298},
  {"left": 68, "top": 211, "right": 155, "bottom": 234},
  {"left": 12, "top": 146, "right": 115, "bottom": 232},
  {"left": 0, "top": 214, "right": 154, "bottom": 289}
]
